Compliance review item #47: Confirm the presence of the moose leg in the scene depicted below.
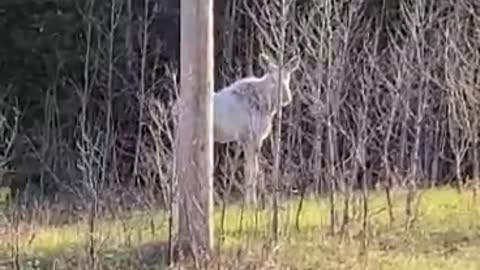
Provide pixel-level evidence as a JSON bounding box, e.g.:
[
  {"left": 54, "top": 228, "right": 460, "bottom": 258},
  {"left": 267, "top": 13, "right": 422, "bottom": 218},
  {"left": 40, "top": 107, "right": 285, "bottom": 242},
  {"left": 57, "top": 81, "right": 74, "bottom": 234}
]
[
  {"left": 244, "top": 142, "right": 259, "bottom": 207},
  {"left": 257, "top": 146, "right": 267, "bottom": 209}
]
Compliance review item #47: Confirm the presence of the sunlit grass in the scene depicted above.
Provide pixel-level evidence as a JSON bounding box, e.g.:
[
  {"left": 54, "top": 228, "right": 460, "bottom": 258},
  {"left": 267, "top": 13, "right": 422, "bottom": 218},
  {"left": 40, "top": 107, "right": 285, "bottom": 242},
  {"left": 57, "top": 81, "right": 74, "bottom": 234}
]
[
  {"left": 0, "top": 186, "right": 479, "bottom": 269},
  {"left": 0, "top": 209, "right": 170, "bottom": 257},
  {"left": 0, "top": 187, "right": 8, "bottom": 206}
]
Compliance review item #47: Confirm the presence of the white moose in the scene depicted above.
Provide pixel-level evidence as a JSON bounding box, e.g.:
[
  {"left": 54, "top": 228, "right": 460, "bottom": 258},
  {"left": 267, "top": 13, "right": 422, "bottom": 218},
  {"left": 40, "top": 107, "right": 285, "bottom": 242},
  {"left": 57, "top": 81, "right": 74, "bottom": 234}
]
[{"left": 173, "top": 53, "right": 300, "bottom": 206}]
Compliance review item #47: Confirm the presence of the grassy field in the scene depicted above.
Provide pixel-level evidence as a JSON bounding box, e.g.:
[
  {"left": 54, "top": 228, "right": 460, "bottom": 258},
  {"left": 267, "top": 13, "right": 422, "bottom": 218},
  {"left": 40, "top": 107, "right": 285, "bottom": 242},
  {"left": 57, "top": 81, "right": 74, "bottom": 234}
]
[{"left": 0, "top": 186, "right": 479, "bottom": 269}]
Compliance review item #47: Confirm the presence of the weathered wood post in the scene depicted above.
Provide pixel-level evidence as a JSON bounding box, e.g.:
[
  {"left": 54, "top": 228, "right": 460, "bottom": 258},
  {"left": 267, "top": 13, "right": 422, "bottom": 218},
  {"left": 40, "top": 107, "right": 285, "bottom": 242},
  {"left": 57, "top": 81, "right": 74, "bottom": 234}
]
[{"left": 175, "top": 0, "right": 214, "bottom": 260}]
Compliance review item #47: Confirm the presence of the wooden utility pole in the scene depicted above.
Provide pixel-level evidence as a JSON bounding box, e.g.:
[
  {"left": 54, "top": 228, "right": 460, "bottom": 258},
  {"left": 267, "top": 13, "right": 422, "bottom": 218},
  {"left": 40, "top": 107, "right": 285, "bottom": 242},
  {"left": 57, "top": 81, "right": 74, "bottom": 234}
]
[{"left": 174, "top": 0, "right": 214, "bottom": 260}]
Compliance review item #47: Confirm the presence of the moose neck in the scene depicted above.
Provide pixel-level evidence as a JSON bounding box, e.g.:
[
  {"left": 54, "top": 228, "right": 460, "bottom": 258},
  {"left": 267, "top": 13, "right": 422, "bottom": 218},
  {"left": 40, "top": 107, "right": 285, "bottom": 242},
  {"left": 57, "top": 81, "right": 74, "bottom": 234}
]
[{"left": 262, "top": 73, "right": 283, "bottom": 116}]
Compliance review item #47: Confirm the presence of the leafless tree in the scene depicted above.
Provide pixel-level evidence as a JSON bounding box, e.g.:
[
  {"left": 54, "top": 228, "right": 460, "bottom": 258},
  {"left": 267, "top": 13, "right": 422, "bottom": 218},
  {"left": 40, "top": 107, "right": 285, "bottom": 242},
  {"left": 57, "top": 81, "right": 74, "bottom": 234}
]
[
  {"left": 0, "top": 85, "right": 19, "bottom": 200},
  {"left": 243, "top": 0, "right": 310, "bottom": 242}
]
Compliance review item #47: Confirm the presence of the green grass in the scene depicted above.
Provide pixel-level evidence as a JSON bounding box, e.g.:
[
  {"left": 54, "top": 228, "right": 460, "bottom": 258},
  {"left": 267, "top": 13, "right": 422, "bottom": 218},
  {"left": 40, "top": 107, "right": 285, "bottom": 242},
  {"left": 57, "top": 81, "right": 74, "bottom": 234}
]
[
  {"left": 0, "top": 187, "right": 479, "bottom": 269},
  {"left": 0, "top": 188, "right": 9, "bottom": 207}
]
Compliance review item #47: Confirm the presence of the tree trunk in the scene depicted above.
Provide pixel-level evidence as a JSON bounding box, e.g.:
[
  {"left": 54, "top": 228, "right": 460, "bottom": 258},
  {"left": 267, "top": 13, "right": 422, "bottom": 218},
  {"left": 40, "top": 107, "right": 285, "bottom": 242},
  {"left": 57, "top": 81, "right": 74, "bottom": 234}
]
[{"left": 174, "top": 0, "right": 215, "bottom": 261}]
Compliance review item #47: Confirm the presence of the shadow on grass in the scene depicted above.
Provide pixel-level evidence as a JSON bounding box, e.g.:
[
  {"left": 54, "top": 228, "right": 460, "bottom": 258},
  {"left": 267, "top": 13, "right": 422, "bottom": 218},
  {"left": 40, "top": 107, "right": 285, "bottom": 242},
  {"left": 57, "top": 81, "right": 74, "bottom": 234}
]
[
  {"left": 374, "top": 226, "right": 480, "bottom": 256},
  {"left": 0, "top": 241, "right": 171, "bottom": 270},
  {"left": 0, "top": 224, "right": 273, "bottom": 270}
]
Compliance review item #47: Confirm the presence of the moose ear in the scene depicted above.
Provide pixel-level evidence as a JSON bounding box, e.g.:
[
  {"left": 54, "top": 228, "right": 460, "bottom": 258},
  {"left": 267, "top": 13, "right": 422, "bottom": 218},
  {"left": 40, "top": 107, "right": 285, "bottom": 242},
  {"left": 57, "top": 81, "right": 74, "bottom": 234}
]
[
  {"left": 259, "top": 53, "right": 277, "bottom": 70},
  {"left": 285, "top": 56, "right": 300, "bottom": 72}
]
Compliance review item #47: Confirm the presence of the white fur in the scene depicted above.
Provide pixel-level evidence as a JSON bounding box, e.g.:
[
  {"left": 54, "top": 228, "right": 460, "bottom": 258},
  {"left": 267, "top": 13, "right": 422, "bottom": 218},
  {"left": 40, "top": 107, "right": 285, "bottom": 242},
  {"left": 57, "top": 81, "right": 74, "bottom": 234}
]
[
  {"left": 215, "top": 55, "right": 299, "bottom": 146},
  {"left": 213, "top": 73, "right": 290, "bottom": 145}
]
